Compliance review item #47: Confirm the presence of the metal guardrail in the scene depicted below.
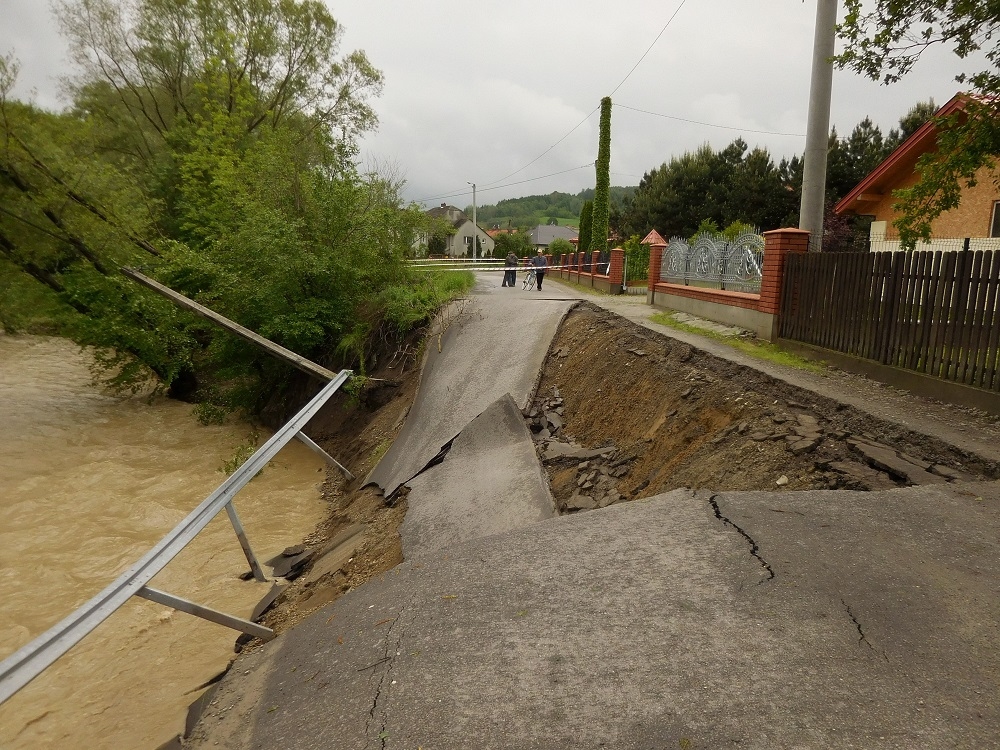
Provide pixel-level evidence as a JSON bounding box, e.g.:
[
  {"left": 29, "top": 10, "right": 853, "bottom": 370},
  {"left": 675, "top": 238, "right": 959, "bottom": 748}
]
[{"left": 0, "top": 370, "right": 351, "bottom": 705}]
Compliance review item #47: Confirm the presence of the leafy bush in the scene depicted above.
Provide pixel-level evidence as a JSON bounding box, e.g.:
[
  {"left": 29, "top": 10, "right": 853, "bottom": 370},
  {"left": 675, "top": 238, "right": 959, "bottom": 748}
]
[{"left": 548, "top": 237, "right": 574, "bottom": 255}]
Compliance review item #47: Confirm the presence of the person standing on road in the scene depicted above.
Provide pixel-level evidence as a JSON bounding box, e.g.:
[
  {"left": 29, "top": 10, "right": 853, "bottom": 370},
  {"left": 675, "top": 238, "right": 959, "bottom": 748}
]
[
  {"left": 531, "top": 248, "right": 548, "bottom": 291},
  {"left": 503, "top": 251, "right": 518, "bottom": 287}
]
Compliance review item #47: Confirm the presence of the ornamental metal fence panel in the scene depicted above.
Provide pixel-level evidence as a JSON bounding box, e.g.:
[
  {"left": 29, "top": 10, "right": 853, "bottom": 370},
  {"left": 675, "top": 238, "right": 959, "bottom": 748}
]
[
  {"left": 660, "top": 231, "right": 765, "bottom": 293},
  {"left": 597, "top": 250, "right": 610, "bottom": 275}
]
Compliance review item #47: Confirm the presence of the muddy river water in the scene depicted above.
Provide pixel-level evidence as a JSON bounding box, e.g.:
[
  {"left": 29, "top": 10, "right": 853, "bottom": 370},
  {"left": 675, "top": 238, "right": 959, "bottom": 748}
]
[{"left": 0, "top": 334, "right": 328, "bottom": 748}]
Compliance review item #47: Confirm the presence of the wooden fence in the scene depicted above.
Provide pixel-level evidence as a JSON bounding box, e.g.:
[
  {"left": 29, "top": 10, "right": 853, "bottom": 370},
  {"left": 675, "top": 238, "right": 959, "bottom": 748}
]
[{"left": 780, "top": 250, "right": 1000, "bottom": 392}]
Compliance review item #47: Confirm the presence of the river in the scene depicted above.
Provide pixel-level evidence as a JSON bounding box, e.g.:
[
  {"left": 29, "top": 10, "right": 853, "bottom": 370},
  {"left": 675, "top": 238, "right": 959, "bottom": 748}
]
[{"left": 0, "top": 334, "right": 328, "bottom": 748}]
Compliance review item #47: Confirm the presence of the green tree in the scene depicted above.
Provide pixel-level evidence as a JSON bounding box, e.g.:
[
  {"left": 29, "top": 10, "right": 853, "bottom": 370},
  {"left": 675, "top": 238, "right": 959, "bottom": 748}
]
[
  {"left": 1, "top": 2, "right": 470, "bottom": 414},
  {"left": 493, "top": 231, "right": 534, "bottom": 258},
  {"left": 590, "top": 96, "right": 612, "bottom": 251},
  {"left": 885, "top": 99, "right": 938, "bottom": 150},
  {"left": 577, "top": 200, "right": 593, "bottom": 258},
  {"left": 836, "top": 1, "right": 1000, "bottom": 245},
  {"left": 825, "top": 118, "right": 894, "bottom": 202}
]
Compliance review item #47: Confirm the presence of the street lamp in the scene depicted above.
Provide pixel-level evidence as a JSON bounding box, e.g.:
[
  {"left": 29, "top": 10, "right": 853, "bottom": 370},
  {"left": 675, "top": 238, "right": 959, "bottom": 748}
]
[{"left": 467, "top": 181, "right": 477, "bottom": 261}]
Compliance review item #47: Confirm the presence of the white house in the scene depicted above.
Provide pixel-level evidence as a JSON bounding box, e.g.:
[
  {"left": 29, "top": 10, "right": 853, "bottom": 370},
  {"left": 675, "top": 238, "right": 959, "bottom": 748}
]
[{"left": 416, "top": 204, "right": 495, "bottom": 258}]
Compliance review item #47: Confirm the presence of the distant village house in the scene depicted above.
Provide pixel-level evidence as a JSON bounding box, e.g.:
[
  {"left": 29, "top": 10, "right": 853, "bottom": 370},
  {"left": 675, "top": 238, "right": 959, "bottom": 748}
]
[
  {"left": 528, "top": 224, "right": 579, "bottom": 253},
  {"left": 415, "top": 203, "right": 495, "bottom": 258}
]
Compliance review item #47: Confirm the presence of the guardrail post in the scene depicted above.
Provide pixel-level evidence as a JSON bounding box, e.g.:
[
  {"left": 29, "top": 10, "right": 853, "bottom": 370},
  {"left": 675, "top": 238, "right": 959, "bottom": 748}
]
[
  {"left": 224, "top": 501, "right": 268, "bottom": 582},
  {"left": 295, "top": 431, "right": 355, "bottom": 481}
]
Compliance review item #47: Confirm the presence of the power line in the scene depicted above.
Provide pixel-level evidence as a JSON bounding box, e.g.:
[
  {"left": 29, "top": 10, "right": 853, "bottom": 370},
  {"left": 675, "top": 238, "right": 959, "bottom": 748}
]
[
  {"left": 478, "top": 107, "right": 600, "bottom": 189},
  {"left": 608, "top": 0, "right": 690, "bottom": 98},
  {"left": 477, "top": 0, "right": 690, "bottom": 191},
  {"left": 614, "top": 103, "right": 807, "bottom": 137},
  {"left": 413, "top": 163, "right": 595, "bottom": 206}
]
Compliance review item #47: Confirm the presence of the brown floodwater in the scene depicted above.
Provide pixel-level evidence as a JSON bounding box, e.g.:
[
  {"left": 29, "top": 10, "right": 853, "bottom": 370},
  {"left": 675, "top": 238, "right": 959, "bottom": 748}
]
[{"left": 0, "top": 334, "right": 328, "bottom": 748}]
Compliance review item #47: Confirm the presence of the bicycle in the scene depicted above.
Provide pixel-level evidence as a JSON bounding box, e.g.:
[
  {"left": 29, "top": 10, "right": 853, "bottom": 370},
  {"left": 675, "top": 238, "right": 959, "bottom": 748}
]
[{"left": 522, "top": 267, "right": 537, "bottom": 290}]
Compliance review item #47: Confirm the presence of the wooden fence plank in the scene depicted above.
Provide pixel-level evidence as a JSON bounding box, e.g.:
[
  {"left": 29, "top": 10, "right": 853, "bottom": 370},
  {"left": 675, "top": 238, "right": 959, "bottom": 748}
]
[
  {"left": 928, "top": 251, "right": 957, "bottom": 378},
  {"left": 917, "top": 252, "right": 944, "bottom": 374},
  {"left": 847, "top": 251, "right": 868, "bottom": 356},
  {"left": 817, "top": 253, "right": 833, "bottom": 348},
  {"left": 957, "top": 251, "right": 985, "bottom": 384},
  {"left": 902, "top": 251, "right": 929, "bottom": 370},
  {"left": 860, "top": 252, "right": 881, "bottom": 360},
  {"left": 893, "top": 251, "right": 918, "bottom": 368},
  {"left": 946, "top": 250, "right": 971, "bottom": 380},
  {"left": 972, "top": 251, "right": 1000, "bottom": 388},
  {"left": 982, "top": 252, "right": 1000, "bottom": 390}
]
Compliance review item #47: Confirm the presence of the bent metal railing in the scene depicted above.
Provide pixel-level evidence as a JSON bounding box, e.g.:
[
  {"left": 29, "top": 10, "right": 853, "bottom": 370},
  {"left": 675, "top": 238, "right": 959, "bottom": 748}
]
[{"left": 0, "top": 370, "right": 351, "bottom": 705}]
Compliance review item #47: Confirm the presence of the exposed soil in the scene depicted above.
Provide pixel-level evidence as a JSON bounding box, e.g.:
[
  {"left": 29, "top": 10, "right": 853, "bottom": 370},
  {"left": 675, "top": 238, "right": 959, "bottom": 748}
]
[
  {"left": 526, "top": 303, "right": 1000, "bottom": 513},
  {"left": 245, "top": 334, "right": 426, "bottom": 639}
]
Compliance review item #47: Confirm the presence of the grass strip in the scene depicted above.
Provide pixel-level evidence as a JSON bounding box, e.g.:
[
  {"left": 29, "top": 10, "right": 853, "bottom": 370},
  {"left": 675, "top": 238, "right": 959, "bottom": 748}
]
[{"left": 649, "top": 311, "right": 827, "bottom": 374}]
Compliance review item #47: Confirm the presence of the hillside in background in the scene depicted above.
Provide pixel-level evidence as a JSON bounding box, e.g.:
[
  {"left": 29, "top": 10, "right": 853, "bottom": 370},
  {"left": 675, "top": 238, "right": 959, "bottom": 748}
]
[{"left": 470, "top": 187, "right": 635, "bottom": 229}]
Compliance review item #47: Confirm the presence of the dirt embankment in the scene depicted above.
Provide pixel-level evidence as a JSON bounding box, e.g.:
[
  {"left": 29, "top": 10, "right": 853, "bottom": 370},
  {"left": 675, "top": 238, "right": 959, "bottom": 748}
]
[{"left": 525, "top": 303, "right": 1000, "bottom": 513}]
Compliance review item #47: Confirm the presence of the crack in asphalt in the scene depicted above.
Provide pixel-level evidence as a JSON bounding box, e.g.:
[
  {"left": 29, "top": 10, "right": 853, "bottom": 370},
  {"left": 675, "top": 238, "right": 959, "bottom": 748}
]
[
  {"left": 384, "top": 437, "right": 457, "bottom": 505},
  {"left": 842, "top": 599, "right": 889, "bottom": 661},
  {"left": 364, "top": 608, "right": 403, "bottom": 749},
  {"left": 708, "top": 494, "right": 775, "bottom": 583},
  {"left": 364, "top": 591, "right": 420, "bottom": 750}
]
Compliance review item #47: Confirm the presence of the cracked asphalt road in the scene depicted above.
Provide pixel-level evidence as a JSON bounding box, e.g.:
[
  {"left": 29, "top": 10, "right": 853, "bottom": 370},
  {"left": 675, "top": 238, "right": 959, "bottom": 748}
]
[
  {"left": 188, "top": 483, "right": 1000, "bottom": 749},
  {"left": 186, "top": 274, "right": 1000, "bottom": 749}
]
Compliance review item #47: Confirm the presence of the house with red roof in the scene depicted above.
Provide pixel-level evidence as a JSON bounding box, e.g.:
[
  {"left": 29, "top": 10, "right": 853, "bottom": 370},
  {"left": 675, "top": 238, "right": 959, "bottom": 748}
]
[{"left": 835, "top": 94, "right": 1000, "bottom": 250}]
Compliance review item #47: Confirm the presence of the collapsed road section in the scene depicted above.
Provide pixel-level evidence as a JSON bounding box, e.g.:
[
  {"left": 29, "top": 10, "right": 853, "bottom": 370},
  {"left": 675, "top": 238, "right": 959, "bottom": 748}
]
[
  {"left": 526, "top": 303, "right": 998, "bottom": 514},
  {"left": 184, "top": 291, "right": 1000, "bottom": 750}
]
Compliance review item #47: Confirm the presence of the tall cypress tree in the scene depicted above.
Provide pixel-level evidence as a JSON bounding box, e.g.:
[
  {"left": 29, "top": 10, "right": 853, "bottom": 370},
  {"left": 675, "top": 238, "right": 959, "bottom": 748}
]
[
  {"left": 590, "top": 96, "right": 612, "bottom": 251},
  {"left": 578, "top": 200, "right": 594, "bottom": 259}
]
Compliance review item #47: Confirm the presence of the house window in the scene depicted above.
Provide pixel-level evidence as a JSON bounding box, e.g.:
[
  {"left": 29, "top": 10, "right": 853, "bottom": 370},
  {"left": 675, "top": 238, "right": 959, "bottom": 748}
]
[{"left": 992, "top": 202, "right": 1000, "bottom": 238}]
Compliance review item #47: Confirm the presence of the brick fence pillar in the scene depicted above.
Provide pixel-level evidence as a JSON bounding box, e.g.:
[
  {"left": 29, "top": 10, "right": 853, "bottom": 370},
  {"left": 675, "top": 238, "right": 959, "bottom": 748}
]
[
  {"left": 609, "top": 247, "right": 625, "bottom": 290},
  {"left": 648, "top": 242, "right": 665, "bottom": 293},
  {"left": 759, "top": 228, "right": 809, "bottom": 316}
]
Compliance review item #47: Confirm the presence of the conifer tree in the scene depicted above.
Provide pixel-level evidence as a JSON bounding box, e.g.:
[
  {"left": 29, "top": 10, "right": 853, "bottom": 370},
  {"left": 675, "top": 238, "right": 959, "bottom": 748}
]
[{"left": 590, "top": 97, "right": 612, "bottom": 251}]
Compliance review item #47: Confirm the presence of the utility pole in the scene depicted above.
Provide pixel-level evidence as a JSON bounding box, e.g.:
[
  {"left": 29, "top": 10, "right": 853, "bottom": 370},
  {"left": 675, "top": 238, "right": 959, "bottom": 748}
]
[
  {"left": 799, "top": 0, "right": 838, "bottom": 252},
  {"left": 468, "top": 182, "right": 478, "bottom": 261}
]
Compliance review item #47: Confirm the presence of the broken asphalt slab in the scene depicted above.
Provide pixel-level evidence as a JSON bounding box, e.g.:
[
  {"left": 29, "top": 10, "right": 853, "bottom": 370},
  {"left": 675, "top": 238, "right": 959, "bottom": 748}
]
[
  {"left": 187, "top": 481, "right": 1000, "bottom": 749},
  {"left": 366, "top": 275, "right": 577, "bottom": 497},
  {"left": 401, "top": 393, "right": 554, "bottom": 559}
]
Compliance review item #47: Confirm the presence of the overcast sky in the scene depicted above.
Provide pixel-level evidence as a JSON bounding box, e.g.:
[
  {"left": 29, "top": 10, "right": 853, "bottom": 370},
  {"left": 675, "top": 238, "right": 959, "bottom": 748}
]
[{"left": 1, "top": 0, "right": 974, "bottom": 210}]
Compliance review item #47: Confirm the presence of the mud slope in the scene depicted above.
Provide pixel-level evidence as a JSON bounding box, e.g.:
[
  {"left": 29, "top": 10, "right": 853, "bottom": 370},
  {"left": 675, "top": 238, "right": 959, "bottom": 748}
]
[{"left": 526, "top": 303, "right": 999, "bottom": 512}]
